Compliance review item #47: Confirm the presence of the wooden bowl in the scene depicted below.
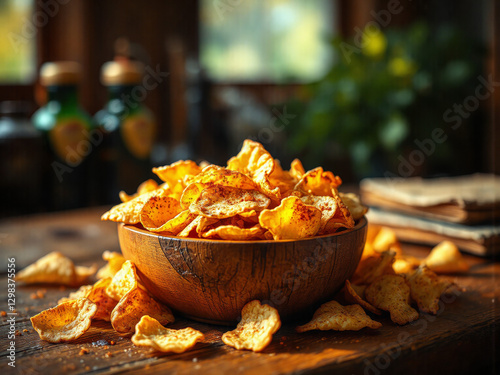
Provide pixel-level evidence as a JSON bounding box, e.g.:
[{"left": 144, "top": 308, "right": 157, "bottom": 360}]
[{"left": 118, "top": 217, "right": 367, "bottom": 324}]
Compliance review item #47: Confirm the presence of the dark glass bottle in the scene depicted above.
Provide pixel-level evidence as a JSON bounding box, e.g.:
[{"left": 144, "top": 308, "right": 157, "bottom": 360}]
[
  {"left": 31, "top": 62, "right": 94, "bottom": 211},
  {"left": 94, "top": 61, "right": 157, "bottom": 204}
]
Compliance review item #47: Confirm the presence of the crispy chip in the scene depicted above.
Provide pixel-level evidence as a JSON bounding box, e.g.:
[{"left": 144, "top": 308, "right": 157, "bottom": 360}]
[
  {"left": 74, "top": 265, "right": 97, "bottom": 285},
  {"left": 350, "top": 250, "right": 396, "bottom": 285},
  {"left": 339, "top": 192, "right": 368, "bottom": 221},
  {"left": 289, "top": 158, "right": 305, "bottom": 180},
  {"left": 87, "top": 278, "right": 118, "bottom": 321},
  {"left": 111, "top": 287, "right": 175, "bottom": 335},
  {"left": 227, "top": 140, "right": 281, "bottom": 201},
  {"left": 30, "top": 298, "right": 97, "bottom": 343},
  {"left": 222, "top": 300, "right": 281, "bottom": 352},
  {"left": 423, "top": 241, "right": 469, "bottom": 274},
  {"left": 300, "top": 195, "right": 338, "bottom": 232},
  {"left": 296, "top": 300, "right": 381, "bottom": 332},
  {"left": 106, "top": 260, "right": 138, "bottom": 301},
  {"left": 294, "top": 167, "right": 342, "bottom": 197},
  {"left": 393, "top": 256, "right": 421, "bottom": 275},
  {"left": 407, "top": 266, "right": 455, "bottom": 314},
  {"left": 337, "top": 280, "right": 382, "bottom": 315},
  {"left": 202, "top": 224, "right": 265, "bottom": 240},
  {"left": 365, "top": 275, "right": 419, "bottom": 325},
  {"left": 259, "top": 196, "right": 322, "bottom": 240},
  {"left": 101, "top": 189, "right": 168, "bottom": 224},
  {"left": 190, "top": 185, "right": 270, "bottom": 219},
  {"left": 96, "top": 251, "right": 126, "bottom": 280},
  {"left": 321, "top": 193, "right": 355, "bottom": 233},
  {"left": 152, "top": 160, "right": 202, "bottom": 188},
  {"left": 132, "top": 315, "right": 204, "bottom": 353},
  {"left": 372, "top": 227, "right": 402, "bottom": 256},
  {"left": 58, "top": 285, "right": 93, "bottom": 305},
  {"left": 139, "top": 196, "right": 182, "bottom": 231},
  {"left": 119, "top": 179, "right": 159, "bottom": 203},
  {"left": 269, "top": 160, "right": 298, "bottom": 197}
]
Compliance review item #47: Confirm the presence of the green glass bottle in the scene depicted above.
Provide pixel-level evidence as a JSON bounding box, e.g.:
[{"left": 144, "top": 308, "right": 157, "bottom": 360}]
[
  {"left": 94, "top": 61, "right": 157, "bottom": 204},
  {"left": 31, "top": 61, "right": 95, "bottom": 211}
]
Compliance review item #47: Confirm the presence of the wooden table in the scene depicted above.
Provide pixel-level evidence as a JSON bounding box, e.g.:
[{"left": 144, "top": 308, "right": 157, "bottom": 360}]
[{"left": 1, "top": 207, "right": 498, "bottom": 374}]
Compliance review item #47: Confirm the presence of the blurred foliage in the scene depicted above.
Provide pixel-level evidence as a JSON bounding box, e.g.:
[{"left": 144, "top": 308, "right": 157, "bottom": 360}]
[{"left": 288, "top": 22, "right": 484, "bottom": 177}]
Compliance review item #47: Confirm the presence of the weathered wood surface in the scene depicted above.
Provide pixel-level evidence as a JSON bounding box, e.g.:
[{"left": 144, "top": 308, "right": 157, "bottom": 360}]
[{"left": 0, "top": 207, "right": 499, "bottom": 375}]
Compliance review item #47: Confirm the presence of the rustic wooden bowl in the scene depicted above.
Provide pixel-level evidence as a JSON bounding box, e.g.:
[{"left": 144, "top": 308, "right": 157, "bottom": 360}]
[{"left": 118, "top": 217, "right": 367, "bottom": 324}]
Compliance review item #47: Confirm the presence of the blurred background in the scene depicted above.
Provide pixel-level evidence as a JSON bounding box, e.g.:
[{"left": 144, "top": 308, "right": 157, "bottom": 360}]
[{"left": 0, "top": 0, "right": 498, "bottom": 218}]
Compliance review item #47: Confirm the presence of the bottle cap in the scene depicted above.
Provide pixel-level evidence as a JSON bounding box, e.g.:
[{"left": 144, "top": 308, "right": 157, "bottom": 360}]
[
  {"left": 39, "top": 61, "right": 81, "bottom": 86},
  {"left": 101, "top": 61, "right": 144, "bottom": 86}
]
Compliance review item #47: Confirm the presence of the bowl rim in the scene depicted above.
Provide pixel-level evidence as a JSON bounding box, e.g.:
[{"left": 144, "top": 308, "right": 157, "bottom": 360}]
[{"left": 120, "top": 216, "right": 367, "bottom": 244}]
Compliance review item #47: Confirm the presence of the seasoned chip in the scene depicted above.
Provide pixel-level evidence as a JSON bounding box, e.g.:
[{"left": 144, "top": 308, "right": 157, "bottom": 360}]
[
  {"left": 106, "top": 260, "right": 138, "bottom": 301},
  {"left": 101, "top": 189, "right": 168, "bottom": 224},
  {"left": 177, "top": 215, "right": 203, "bottom": 237},
  {"left": 365, "top": 274, "right": 419, "bottom": 325},
  {"left": 111, "top": 287, "right": 175, "bottom": 335},
  {"left": 300, "top": 195, "right": 338, "bottom": 232},
  {"left": 16, "top": 252, "right": 83, "bottom": 286},
  {"left": 350, "top": 250, "right": 396, "bottom": 285},
  {"left": 222, "top": 300, "right": 281, "bottom": 352},
  {"left": 58, "top": 285, "right": 93, "bottom": 305},
  {"left": 338, "top": 280, "right": 382, "bottom": 315},
  {"left": 150, "top": 209, "right": 198, "bottom": 235},
  {"left": 372, "top": 227, "right": 402, "bottom": 256},
  {"left": 74, "top": 265, "right": 97, "bottom": 285},
  {"left": 132, "top": 315, "right": 204, "bottom": 353},
  {"left": 96, "top": 251, "right": 126, "bottom": 280},
  {"left": 259, "top": 196, "right": 322, "bottom": 240},
  {"left": 190, "top": 185, "right": 270, "bottom": 219},
  {"left": 203, "top": 224, "right": 265, "bottom": 240},
  {"left": 423, "top": 241, "right": 469, "bottom": 274},
  {"left": 339, "top": 193, "right": 368, "bottom": 221},
  {"left": 119, "top": 179, "right": 159, "bottom": 202},
  {"left": 294, "top": 167, "right": 342, "bottom": 197},
  {"left": 30, "top": 298, "right": 97, "bottom": 343},
  {"left": 269, "top": 160, "right": 297, "bottom": 197},
  {"left": 87, "top": 278, "right": 118, "bottom": 321},
  {"left": 139, "top": 196, "right": 182, "bottom": 231},
  {"left": 407, "top": 266, "right": 455, "bottom": 314},
  {"left": 321, "top": 193, "right": 355, "bottom": 233},
  {"left": 152, "top": 160, "right": 202, "bottom": 188},
  {"left": 289, "top": 158, "right": 305, "bottom": 180},
  {"left": 296, "top": 300, "right": 381, "bottom": 332},
  {"left": 227, "top": 140, "right": 281, "bottom": 201}
]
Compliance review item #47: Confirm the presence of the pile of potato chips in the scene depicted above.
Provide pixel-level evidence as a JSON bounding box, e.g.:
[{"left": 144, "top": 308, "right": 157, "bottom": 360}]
[{"left": 102, "top": 140, "right": 367, "bottom": 240}]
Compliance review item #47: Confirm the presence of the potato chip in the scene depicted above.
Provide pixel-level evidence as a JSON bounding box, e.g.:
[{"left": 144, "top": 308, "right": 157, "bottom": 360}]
[
  {"left": 339, "top": 193, "right": 368, "bottom": 221},
  {"left": 365, "top": 274, "right": 419, "bottom": 325},
  {"left": 259, "top": 196, "right": 322, "bottom": 240},
  {"left": 423, "top": 241, "right": 469, "bottom": 274},
  {"left": 152, "top": 160, "right": 202, "bottom": 188},
  {"left": 177, "top": 215, "right": 203, "bottom": 237},
  {"left": 289, "top": 158, "right": 305, "bottom": 180},
  {"left": 58, "top": 285, "right": 93, "bottom": 305},
  {"left": 321, "top": 193, "right": 355, "bottom": 233},
  {"left": 106, "top": 260, "right": 138, "bottom": 301},
  {"left": 30, "top": 298, "right": 97, "bottom": 343},
  {"left": 119, "top": 179, "right": 159, "bottom": 203},
  {"left": 268, "top": 160, "right": 297, "bottom": 197},
  {"left": 190, "top": 185, "right": 270, "bottom": 219},
  {"left": 16, "top": 251, "right": 88, "bottom": 286},
  {"left": 139, "top": 196, "right": 182, "bottom": 231},
  {"left": 111, "top": 287, "right": 175, "bottom": 335},
  {"left": 407, "top": 266, "right": 454, "bottom": 314},
  {"left": 148, "top": 209, "right": 198, "bottom": 235},
  {"left": 96, "top": 251, "right": 126, "bottom": 280},
  {"left": 132, "top": 315, "right": 204, "bottom": 353},
  {"left": 101, "top": 189, "right": 168, "bottom": 224},
  {"left": 300, "top": 195, "right": 338, "bottom": 232},
  {"left": 337, "top": 280, "right": 382, "bottom": 315},
  {"left": 393, "top": 256, "right": 421, "bottom": 275},
  {"left": 87, "top": 278, "right": 118, "bottom": 321},
  {"left": 372, "top": 227, "right": 402, "bottom": 256},
  {"left": 227, "top": 139, "right": 281, "bottom": 201},
  {"left": 203, "top": 224, "right": 265, "bottom": 240},
  {"left": 350, "top": 250, "right": 396, "bottom": 285},
  {"left": 296, "top": 300, "right": 381, "bottom": 333},
  {"left": 294, "top": 167, "right": 342, "bottom": 197},
  {"left": 222, "top": 300, "right": 281, "bottom": 352}
]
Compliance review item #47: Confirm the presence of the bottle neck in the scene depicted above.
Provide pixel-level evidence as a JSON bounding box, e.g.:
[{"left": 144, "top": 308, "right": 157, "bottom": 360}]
[{"left": 46, "top": 85, "right": 79, "bottom": 106}]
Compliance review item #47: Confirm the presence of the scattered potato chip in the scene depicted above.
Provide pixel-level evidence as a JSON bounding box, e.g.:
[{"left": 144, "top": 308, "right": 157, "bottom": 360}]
[
  {"left": 393, "top": 256, "right": 421, "bottom": 275},
  {"left": 294, "top": 167, "right": 342, "bottom": 197},
  {"left": 139, "top": 196, "right": 182, "bottom": 231},
  {"left": 16, "top": 252, "right": 92, "bottom": 286},
  {"left": 101, "top": 189, "right": 168, "bottom": 224},
  {"left": 203, "top": 224, "right": 265, "bottom": 240},
  {"left": 87, "top": 278, "right": 118, "bottom": 321},
  {"left": 350, "top": 250, "right": 396, "bottom": 285},
  {"left": 259, "top": 196, "right": 322, "bottom": 240},
  {"left": 119, "top": 179, "right": 159, "bottom": 203},
  {"left": 365, "top": 275, "right": 419, "bottom": 325},
  {"left": 222, "top": 300, "right": 281, "bottom": 352},
  {"left": 339, "top": 193, "right": 368, "bottom": 221},
  {"left": 132, "top": 315, "right": 204, "bottom": 353},
  {"left": 296, "top": 300, "right": 381, "bottom": 333},
  {"left": 337, "top": 280, "right": 382, "bottom": 315},
  {"left": 96, "top": 251, "right": 126, "bottom": 280},
  {"left": 372, "top": 227, "right": 402, "bottom": 256},
  {"left": 190, "top": 185, "right": 270, "bottom": 219},
  {"left": 407, "top": 266, "right": 455, "bottom": 314},
  {"left": 106, "top": 260, "right": 138, "bottom": 301},
  {"left": 423, "top": 241, "right": 469, "bottom": 274},
  {"left": 152, "top": 160, "right": 202, "bottom": 188},
  {"left": 111, "top": 287, "right": 175, "bottom": 335},
  {"left": 58, "top": 284, "right": 93, "bottom": 305},
  {"left": 30, "top": 298, "right": 97, "bottom": 343},
  {"left": 227, "top": 139, "right": 281, "bottom": 201}
]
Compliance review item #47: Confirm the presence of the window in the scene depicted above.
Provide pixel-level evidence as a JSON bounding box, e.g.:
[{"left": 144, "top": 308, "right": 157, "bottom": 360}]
[
  {"left": 200, "top": 0, "right": 336, "bottom": 83},
  {"left": 0, "top": 0, "right": 36, "bottom": 84}
]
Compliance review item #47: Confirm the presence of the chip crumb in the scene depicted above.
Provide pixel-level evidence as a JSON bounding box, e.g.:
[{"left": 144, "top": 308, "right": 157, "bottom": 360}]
[
  {"left": 0, "top": 311, "right": 6, "bottom": 317},
  {"left": 104, "top": 352, "right": 113, "bottom": 358},
  {"left": 85, "top": 366, "right": 90, "bottom": 371},
  {"left": 23, "top": 329, "right": 29, "bottom": 333},
  {"left": 110, "top": 340, "right": 116, "bottom": 345},
  {"left": 79, "top": 348, "right": 89, "bottom": 355},
  {"left": 15, "top": 330, "right": 22, "bottom": 336}
]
